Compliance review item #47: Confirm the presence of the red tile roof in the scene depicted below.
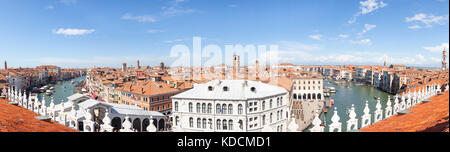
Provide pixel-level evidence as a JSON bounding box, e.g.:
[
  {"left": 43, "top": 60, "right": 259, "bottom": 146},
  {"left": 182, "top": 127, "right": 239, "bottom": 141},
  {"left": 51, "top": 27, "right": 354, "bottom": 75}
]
[
  {"left": 360, "top": 91, "right": 449, "bottom": 132},
  {"left": 0, "top": 98, "right": 77, "bottom": 132}
]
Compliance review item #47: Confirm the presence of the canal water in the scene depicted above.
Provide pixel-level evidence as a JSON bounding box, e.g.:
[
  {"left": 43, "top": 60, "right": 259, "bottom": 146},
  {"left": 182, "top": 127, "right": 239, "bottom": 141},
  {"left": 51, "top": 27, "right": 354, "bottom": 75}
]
[
  {"left": 38, "top": 76, "right": 86, "bottom": 107},
  {"left": 321, "top": 79, "right": 393, "bottom": 132}
]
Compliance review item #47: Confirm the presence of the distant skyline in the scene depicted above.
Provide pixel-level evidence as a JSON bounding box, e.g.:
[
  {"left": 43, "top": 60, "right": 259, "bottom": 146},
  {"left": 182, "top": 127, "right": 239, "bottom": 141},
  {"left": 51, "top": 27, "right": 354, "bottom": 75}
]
[{"left": 0, "top": 0, "right": 449, "bottom": 68}]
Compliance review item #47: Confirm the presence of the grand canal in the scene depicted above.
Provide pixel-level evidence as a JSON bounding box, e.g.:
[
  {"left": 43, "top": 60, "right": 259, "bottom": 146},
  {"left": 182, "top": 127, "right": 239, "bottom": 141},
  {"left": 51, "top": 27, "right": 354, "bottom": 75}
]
[
  {"left": 321, "top": 79, "right": 393, "bottom": 132},
  {"left": 38, "top": 76, "right": 86, "bottom": 107}
]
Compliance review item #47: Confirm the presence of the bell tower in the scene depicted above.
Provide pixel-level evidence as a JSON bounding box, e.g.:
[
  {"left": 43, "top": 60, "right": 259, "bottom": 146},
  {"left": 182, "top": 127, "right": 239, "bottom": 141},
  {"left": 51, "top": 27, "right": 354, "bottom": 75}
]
[{"left": 233, "top": 54, "right": 240, "bottom": 79}]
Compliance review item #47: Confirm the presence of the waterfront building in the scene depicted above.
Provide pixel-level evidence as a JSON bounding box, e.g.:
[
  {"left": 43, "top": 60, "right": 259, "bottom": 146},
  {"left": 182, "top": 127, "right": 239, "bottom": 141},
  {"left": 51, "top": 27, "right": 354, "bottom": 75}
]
[
  {"left": 291, "top": 75, "right": 324, "bottom": 101},
  {"left": 115, "top": 79, "right": 192, "bottom": 115},
  {"left": 171, "top": 80, "right": 289, "bottom": 132}
]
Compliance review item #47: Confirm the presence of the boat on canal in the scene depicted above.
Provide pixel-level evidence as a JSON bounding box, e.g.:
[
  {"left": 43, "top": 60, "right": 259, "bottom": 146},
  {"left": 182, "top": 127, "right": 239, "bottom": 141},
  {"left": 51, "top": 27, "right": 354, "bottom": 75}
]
[{"left": 45, "top": 90, "right": 52, "bottom": 96}]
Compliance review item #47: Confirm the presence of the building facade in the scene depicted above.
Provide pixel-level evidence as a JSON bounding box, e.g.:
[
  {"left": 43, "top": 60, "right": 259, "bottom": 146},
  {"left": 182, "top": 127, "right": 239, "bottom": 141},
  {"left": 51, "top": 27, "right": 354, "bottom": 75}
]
[{"left": 172, "top": 80, "right": 289, "bottom": 132}]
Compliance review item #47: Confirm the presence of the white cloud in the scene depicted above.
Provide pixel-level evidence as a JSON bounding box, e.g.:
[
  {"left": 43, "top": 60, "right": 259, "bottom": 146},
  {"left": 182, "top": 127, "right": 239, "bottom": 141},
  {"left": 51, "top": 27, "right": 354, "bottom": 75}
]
[
  {"left": 339, "top": 34, "right": 349, "bottom": 38},
  {"left": 349, "top": 39, "right": 372, "bottom": 45},
  {"left": 423, "top": 43, "right": 449, "bottom": 52},
  {"left": 408, "top": 25, "right": 422, "bottom": 29},
  {"left": 161, "top": 6, "right": 198, "bottom": 16},
  {"left": 360, "top": 0, "right": 387, "bottom": 15},
  {"left": 121, "top": 13, "right": 157, "bottom": 23},
  {"left": 45, "top": 5, "right": 55, "bottom": 10},
  {"left": 349, "top": 0, "right": 387, "bottom": 24},
  {"left": 406, "top": 13, "right": 449, "bottom": 28},
  {"left": 52, "top": 28, "right": 95, "bottom": 36},
  {"left": 309, "top": 34, "right": 322, "bottom": 40},
  {"left": 358, "top": 24, "right": 376, "bottom": 36}
]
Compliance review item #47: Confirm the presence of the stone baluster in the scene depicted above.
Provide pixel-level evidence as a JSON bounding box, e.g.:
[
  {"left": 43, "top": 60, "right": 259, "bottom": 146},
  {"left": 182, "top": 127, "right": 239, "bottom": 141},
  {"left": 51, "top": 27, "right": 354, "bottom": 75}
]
[
  {"left": 23, "top": 91, "right": 28, "bottom": 109},
  {"left": 121, "top": 116, "right": 133, "bottom": 132},
  {"left": 437, "top": 83, "right": 441, "bottom": 93},
  {"left": 400, "top": 95, "right": 406, "bottom": 110},
  {"left": 393, "top": 95, "right": 400, "bottom": 114},
  {"left": 147, "top": 119, "right": 158, "bottom": 132},
  {"left": 329, "top": 107, "right": 341, "bottom": 132},
  {"left": 361, "top": 101, "right": 371, "bottom": 128},
  {"left": 1, "top": 86, "right": 6, "bottom": 97},
  {"left": 14, "top": 88, "right": 18, "bottom": 103},
  {"left": 7, "top": 87, "right": 11, "bottom": 100},
  {"left": 385, "top": 96, "right": 393, "bottom": 118},
  {"left": 18, "top": 90, "right": 22, "bottom": 106},
  {"left": 412, "top": 91, "right": 418, "bottom": 106},
  {"left": 33, "top": 97, "right": 40, "bottom": 113},
  {"left": 406, "top": 93, "right": 412, "bottom": 109},
  {"left": 40, "top": 98, "right": 47, "bottom": 116},
  {"left": 374, "top": 98, "right": 383, "bottom": 123},
  {"left": 50, "top": 97, "right": 55, "bottom": 120},
  {"left": 346, "top": 104, "right": 358, "bottom": 131},
  {"left": 101, "top": 111, "right": 113, "bottom": 132},
  {"left": 310, "top": 111, "right": 323, "bottom": 132}
]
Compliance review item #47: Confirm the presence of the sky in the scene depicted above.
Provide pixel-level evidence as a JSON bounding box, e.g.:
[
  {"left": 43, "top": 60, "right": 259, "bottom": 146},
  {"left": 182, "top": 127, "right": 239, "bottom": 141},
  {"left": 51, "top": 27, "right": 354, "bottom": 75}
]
[{"left": 0, "top": 0, "right": 449, "bottom": 68}]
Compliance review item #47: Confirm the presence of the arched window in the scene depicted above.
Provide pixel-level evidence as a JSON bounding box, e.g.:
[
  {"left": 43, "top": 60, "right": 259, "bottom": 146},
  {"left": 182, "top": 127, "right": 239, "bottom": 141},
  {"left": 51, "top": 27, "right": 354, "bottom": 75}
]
[
  {"left": 188, "top": 102, "right": 193, "bottom": 112},
  {"left": 318, "top": 94, "right": 322, "bottom": 100},
  {"left": 229, "top": 120, "right": 233, "bottom": 130},
  {"left": 277, "top": 111, "right": 280, "bottom": 121},
  {"left": 223, "top": 86, "right": 229, "bottom": 92},
  {"left": 262, "top": 101, "right": 266, "bottom": 111},
  {"left": 196, "top": 103, "right": 201, "bottom": 113},
  {"left": 262, "top": 115, "right": 266, "bottom": 125},
  {"left": 293, "top": 94, "right": 297, "bottom": 100},
  {"left": 202, "top": 118, "right": 207, "bottom": 129},
  {"left": 216, "top": 104, "right": 221, "bottom": 114},
  {"left": 197, "top": 118, "right": 201, "bottom": 128},
  {"left": 207, "top": 103, "right": 212, "bottom": 113},
  {"left": 308, "top": 94, "right": 311, "bottom": 100},
  {"left": 280, "top": 110, "right": 283, "bottom": 120},
  {"left": 222, "top": 104, "right": 227, "bottom": 114},
  {"left": 270, "top": 113, "right": 273, "bottom": 123},
  {"left": 202, "top": 103, "right": 206, "bottom": 113},
  {"left": 238, "top": 120, "right": 243, "bottom": 130},
  {"left": 175, "top": 116, "right": 179, "bottom": 126},
  {"left": 189, "top": 117, "right": 193, "bottom": 128},
  {"left": 312, "top": 93, "right": 316, "bottom": 100},
  {"left": 223, "top": 119, "right": 227, "bottom": 130},
  {"left": 270, "top": 99, "right": 273, "bottom": 109},
  {"left": 208, "top": 119, "right": 213, "bottom": 129},
  {"left": 277, "top": 98, "right": 280, "bottom": 107},
  {"left": 228, "top": 104, "right": 233, "bottom": 114},
  {"left": 217, "top": 119, "right": 221, "bottom": 130},
  {"left": 238, "top": 104, "right": 243, "bottom": 114},
  {"left": 174, "top": 101, "right": 179, "bottom": 112},
  {"left": 303, "top": 94, "right": 306, "bottom": 100}
]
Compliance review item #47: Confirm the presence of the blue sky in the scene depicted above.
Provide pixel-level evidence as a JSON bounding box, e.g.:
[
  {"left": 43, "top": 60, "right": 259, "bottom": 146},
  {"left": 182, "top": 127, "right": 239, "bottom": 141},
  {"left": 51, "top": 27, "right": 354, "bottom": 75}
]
[{"left": 0, "top": 0, "right": 448, "bottom": 68}]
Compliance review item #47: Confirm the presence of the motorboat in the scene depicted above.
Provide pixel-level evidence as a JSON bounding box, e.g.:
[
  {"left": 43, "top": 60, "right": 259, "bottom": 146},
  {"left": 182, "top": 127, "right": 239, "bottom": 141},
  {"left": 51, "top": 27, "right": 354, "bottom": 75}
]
[
  {"left": 329, "top": 87, "right": 336, "bottom": 93},
  {"left": 45, "top": 90, "right": 52, "bottom": 96}
]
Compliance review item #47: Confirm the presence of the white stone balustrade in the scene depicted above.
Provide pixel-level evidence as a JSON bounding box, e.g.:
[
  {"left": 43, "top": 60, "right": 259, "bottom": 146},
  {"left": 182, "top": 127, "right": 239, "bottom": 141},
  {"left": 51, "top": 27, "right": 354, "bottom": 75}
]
[{"left": 329, "top": 107, "right": 341, "bottom": 132}]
